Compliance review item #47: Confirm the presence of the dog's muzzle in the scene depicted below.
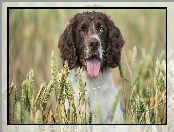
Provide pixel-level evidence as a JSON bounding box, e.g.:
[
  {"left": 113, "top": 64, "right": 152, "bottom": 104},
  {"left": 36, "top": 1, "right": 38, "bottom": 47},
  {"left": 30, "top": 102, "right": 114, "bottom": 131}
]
[{"left": 84, "top": 35, "right": 103, "bottom": 78}]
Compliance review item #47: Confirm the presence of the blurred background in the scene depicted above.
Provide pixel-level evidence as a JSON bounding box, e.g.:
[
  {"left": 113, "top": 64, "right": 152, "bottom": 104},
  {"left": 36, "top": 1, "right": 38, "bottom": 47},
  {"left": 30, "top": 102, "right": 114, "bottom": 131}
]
[{"left": 9, "top": 9, "right": 166, "bottom": 95}]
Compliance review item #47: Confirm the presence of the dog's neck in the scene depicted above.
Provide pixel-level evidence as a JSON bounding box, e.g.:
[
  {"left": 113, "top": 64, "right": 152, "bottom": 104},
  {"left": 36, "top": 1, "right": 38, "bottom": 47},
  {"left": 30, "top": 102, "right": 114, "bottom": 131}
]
[
  {"left": 83, "top": 68, "right": 115, "bottom": 91},
  {"left": 70, "top": 68, "right": 115, "bottom": 90}
]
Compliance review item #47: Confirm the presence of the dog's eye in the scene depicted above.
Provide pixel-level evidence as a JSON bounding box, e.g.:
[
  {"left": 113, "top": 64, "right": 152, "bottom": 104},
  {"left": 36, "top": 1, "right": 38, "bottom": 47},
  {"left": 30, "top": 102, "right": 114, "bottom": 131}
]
[
  {"left": 79, "top": 29, "right": 84, "bottom": 33},
  {"left": 99, "top": 27, "right": 104, "bottom": 32}
]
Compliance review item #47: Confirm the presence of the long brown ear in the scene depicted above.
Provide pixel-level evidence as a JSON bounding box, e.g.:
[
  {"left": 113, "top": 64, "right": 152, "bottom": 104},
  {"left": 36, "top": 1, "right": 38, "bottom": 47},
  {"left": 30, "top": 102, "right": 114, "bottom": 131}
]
[
  {"left": 106, "top": 17, "right": 125, "bottom": 68},
  {"left": 58, "top": 18, "right": 77, "bottom": 69}
]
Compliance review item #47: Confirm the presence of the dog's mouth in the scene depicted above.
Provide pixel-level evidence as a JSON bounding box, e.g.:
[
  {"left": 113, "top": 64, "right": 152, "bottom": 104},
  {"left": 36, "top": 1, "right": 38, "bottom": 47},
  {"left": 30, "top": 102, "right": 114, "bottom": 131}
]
[{"left": 84, "top": 56, "right": 101, "bottom": 78}]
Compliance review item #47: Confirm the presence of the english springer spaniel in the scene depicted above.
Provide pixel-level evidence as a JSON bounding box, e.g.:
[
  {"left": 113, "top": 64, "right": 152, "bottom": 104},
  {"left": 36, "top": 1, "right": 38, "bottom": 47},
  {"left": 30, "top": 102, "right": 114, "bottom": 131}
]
[{"left": 58, "top": 11, "right": 125, "bottom": 123}]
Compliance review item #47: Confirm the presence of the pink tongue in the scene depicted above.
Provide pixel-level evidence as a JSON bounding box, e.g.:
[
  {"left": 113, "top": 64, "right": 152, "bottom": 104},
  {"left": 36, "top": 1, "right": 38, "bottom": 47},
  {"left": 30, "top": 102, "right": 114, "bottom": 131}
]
[{"left": 86, "top": 58, "right": 101, "bottom": 78}]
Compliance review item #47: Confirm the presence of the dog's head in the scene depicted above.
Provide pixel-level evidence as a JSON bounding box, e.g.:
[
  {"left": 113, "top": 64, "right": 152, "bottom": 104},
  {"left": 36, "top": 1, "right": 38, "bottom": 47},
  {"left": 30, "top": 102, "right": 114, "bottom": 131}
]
[{"left": 58, "top": 11, "right": 125, "bottom": 78}]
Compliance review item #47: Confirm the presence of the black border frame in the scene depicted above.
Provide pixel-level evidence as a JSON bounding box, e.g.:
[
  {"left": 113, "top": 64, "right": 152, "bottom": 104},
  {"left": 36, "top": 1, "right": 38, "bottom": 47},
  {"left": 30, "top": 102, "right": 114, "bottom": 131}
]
[{"left": 7, "top": 6, "right": 167, "bottom": 125}]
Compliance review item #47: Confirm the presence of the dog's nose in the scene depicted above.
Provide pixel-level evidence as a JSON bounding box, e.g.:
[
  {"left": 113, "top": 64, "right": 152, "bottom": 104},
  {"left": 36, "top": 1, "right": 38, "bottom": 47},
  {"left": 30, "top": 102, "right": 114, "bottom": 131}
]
[{"left": 89, "top": 38, "right": 100, "bottom": 49}]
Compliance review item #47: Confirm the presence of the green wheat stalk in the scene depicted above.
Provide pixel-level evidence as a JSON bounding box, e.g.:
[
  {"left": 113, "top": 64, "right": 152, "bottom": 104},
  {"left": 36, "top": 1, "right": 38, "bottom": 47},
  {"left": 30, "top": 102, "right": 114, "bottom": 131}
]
[
  {"left": 9, "top": 82, "right": 17, "bottom": 121},
  {"left": 77, "top": 68, "right": 87, "bottom": 123},
  {"left": 34, "top": 83, "right": 47, "bottom": 108},
  {"left": 65, "top": 77, "right": 77, "bottom": 123}
]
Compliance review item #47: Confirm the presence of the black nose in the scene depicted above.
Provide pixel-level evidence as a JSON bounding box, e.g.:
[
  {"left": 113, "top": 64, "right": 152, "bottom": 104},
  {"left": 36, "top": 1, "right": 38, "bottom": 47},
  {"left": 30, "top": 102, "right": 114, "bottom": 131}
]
[{"left": 89, "top": 38, "right": 100, "bottom": 49}]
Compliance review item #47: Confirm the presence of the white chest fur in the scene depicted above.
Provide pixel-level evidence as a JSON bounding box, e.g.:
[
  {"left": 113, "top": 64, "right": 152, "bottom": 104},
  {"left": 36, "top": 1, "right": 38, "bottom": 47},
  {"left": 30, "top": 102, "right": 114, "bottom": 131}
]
[{"left": 70, "top": 68, "right": 123, "bottom": 123}]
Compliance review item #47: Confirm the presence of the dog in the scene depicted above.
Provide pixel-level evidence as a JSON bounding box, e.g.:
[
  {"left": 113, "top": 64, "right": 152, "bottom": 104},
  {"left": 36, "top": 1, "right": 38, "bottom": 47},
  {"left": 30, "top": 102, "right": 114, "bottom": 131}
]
[{"left": 58, "top": 11, "right": 125, "bottom": 123}]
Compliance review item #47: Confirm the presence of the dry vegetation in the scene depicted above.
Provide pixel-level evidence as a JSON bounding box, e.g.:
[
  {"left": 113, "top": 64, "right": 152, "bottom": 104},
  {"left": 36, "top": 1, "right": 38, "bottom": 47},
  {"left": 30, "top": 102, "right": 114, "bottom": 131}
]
[{"left": 9, "top": 49, "right": 166, "bottom": 124}]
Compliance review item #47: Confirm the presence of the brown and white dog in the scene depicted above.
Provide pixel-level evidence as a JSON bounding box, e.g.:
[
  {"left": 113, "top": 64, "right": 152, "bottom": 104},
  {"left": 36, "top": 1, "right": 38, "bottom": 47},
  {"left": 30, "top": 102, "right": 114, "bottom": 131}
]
[{"left": 58, "top": 11, "right": 125, "bottom": 123}]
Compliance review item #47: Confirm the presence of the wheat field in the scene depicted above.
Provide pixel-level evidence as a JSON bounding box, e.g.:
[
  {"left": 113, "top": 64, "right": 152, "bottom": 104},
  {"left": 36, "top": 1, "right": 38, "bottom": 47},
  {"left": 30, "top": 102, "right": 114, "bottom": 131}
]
[{"left": 9, "top": 9, "right": 166, "bottom": 124}]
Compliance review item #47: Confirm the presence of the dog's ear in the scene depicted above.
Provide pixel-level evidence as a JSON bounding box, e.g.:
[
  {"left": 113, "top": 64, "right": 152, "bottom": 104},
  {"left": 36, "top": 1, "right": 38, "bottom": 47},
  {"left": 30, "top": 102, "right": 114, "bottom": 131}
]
[
  {"left": 106, "top": 17, "right": 125, "bottom": 68},
  {"left": 58, "top": 18, "right": 77, "bottom": 69}
]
